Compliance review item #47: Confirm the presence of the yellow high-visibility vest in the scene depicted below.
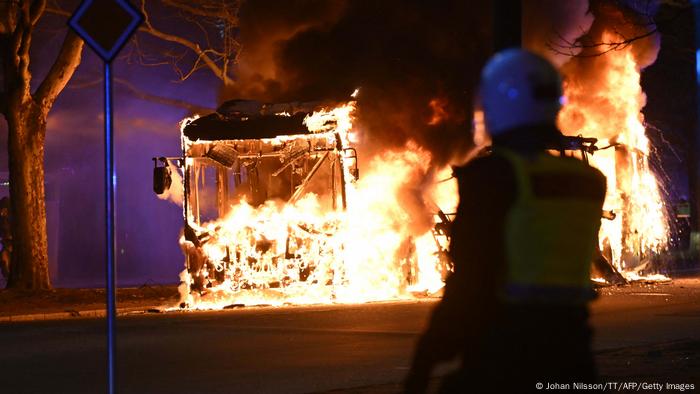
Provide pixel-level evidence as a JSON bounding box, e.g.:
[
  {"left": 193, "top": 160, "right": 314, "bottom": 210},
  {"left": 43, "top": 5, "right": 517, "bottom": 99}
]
[{"left": 497, "top": 148, "right": 606, "bottom": 305}]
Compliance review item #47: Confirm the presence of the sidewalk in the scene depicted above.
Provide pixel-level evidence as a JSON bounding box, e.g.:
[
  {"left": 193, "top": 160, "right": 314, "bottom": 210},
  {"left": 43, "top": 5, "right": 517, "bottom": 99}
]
[{"left": 0, "top": 285, "right": 179, "bottom": 322}]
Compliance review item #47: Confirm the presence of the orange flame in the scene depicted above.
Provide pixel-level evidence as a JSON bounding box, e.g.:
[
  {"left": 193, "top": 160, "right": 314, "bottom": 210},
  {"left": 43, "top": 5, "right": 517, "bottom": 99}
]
[
  {"left": 428, "top": 98, "right": 450, "bottom": 126},
  {"left": 558, "top": 31, "right": 669, "bottom": 275},
  {"left": 178, "top": 103, "right": 456, "bottom": 309}
]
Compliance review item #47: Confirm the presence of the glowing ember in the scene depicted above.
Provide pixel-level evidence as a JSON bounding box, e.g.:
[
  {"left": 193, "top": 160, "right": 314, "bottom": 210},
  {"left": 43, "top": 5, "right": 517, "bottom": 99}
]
[
  {"left": 558, "top": 31, "right": 670, "bottom": 278},
  {"left": 428, "top": 98, "right": 450, "bottom": 126}
]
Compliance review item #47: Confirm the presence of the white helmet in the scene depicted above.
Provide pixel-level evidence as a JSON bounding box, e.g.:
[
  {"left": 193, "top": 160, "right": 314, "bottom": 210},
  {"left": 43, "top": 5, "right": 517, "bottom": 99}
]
[{"left": 479, "top": 49, "right": 563, "bottom": 137}]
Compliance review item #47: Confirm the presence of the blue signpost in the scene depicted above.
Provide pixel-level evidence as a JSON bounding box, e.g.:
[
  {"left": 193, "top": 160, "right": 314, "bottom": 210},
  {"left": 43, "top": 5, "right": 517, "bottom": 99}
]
[{"left": 68, "top": 2, "right": 143, "bottom": 393}]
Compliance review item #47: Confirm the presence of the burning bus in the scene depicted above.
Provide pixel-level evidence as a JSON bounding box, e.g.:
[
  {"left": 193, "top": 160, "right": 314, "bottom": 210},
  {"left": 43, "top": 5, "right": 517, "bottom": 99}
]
[{"left": 153, "top": 100, "right": 453, "bottom": 308}]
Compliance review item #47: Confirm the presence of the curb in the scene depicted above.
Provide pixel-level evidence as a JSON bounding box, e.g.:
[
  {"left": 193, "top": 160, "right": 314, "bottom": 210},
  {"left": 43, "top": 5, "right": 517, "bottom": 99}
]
[{"left": 0, "top": 306, "right": 168, "bottom": 323}]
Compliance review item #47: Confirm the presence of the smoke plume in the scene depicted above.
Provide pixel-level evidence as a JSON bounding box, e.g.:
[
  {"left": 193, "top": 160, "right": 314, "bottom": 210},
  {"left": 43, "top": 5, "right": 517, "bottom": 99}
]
[
  {"left": 523, "top": 0, "right": 595, "bottom": 66},
  {"left": 229, "top": 0, "right": 493, "bottom": 167},
  {"left": 558, "top": 0, "right": 660, "bottom": 139}
]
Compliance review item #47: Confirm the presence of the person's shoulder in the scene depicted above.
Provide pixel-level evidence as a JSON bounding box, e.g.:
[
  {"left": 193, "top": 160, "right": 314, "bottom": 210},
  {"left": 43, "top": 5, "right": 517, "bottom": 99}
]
[
  {"left": 453, "top": 154, "right": 515, "bottom": 188},
  {"left": 454, "top": 154, "right": 511, "bottom": 176},
  {"left": 555, "top": 155, "right": 607, "bottom": 197},
  {"left": 558, "top": 155, "right": 606, "bottom": 179}
]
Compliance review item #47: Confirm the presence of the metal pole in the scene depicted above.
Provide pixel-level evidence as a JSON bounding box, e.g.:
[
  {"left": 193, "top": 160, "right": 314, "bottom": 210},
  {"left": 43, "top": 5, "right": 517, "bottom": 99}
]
[{"left": 104, "top": 61, "right": 117, "bottom": 394}]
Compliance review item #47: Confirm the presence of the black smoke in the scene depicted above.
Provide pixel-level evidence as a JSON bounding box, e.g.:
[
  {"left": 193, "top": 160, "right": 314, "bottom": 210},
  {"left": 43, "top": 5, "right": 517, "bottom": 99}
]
[{"left": 229, "top": 0, "right": 493, "bottom": 166}]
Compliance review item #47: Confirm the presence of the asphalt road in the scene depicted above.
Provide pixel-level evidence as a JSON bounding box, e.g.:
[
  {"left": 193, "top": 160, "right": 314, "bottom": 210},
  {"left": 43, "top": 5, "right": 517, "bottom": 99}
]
[{"left": 1, "top": 278, "right": 699, "bottom": 394}]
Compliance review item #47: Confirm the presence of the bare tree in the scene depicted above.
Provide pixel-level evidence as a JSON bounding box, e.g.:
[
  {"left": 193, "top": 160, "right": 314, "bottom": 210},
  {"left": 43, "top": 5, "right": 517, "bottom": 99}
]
[
  {"left": 1, "top": 0, "right": 83, "bottom": 290},
  {"left": 135, "top": 0, "right": 240, "bottom": 87},
  {"left": 547, "top": 0, "right": 690, "bottom": 58},
  {"left": 46, "top": 0, "right": 240, "bottom": 110},
  {"left": 0, "top": 0, "right": 240, "bottom": 290}
]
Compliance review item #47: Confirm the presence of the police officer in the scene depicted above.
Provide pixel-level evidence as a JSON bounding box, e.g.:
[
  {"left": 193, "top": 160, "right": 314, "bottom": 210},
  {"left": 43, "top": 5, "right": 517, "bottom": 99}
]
[{"left": 405, "top": 49, "right": 606, "bottom": 393}]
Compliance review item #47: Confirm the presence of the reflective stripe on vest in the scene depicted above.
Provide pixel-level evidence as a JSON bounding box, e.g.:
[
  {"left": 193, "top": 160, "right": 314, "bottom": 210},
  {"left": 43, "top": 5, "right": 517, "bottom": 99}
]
[{"left": 497, "top": 148, "right": 606, "bottom": 305}]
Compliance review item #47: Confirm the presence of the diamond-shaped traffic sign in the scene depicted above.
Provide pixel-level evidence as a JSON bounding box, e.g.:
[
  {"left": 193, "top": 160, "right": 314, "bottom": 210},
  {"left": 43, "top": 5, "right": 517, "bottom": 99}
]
[
  {"left": 68, "top": 3, "right": 143, "bottom": 394},
  {"left": 68, "top": 0, "right": 143, "bottom": 63}
]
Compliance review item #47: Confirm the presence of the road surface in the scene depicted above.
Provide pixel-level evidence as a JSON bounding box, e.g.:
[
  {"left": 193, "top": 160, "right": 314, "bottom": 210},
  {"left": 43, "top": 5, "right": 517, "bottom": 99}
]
[{"left": 0, "top": 278, "right": 698, "bottom": 393}]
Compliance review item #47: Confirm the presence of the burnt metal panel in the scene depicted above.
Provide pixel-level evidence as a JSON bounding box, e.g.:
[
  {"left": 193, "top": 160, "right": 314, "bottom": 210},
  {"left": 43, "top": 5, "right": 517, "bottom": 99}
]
[
  {"left": 206, "top": 144, "right": 239, "bottom": 168},
  {"left": 183, "top": 113, "right": 311, "bottom": 141}
]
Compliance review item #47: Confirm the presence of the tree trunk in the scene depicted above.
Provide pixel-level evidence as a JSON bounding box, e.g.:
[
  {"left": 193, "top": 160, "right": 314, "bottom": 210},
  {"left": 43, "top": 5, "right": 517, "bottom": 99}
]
[{"left": 6, "top": 101, "right": 50, "bottom": 290}]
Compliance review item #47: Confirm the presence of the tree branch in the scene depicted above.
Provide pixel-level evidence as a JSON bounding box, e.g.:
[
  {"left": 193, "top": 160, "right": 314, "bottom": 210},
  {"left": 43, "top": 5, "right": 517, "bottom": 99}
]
[
  {"left": 29, "top": 0, "right": 46, "bottom": 26},
  {"left": 0, "top": 33, "right": 9, "bottom": 116},
  {"left": 44, "top": 5, "right": 69, "bottom": 18},
  {"left": 138, "top": 0, "right": 234, "bottom": 86},
  {"left": 547, "top": 0, "right": 688, "bottom": 58},
  {"left": 160, "top": 0, "right": 239, "bottom": 25},
  {"left": 33, "top": 30, "right": 83, "bottom": 110},
  {"left": 114, "top": 77, "right": 214, "bottom": 113},
  {"left": 0, "top": 0, "right": 20, "bottom": 35},
  {"left": 47, "top": 1, "right": 239, "bottom": 86},
  {"left": 67, "top": 76, "right": 215, "bottom": 113},
  {"left": 6, "top": 1, "right": 33, "bottom": 105},
  {"left": 547, "top": 28, "right": 659, "bottom": 58}
]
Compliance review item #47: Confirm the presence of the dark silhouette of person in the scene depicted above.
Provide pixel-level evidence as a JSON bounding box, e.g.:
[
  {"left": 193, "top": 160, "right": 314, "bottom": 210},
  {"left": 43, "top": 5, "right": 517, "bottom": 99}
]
[{"left": 405, "top": 49, "right": 606, "bottom": 393}]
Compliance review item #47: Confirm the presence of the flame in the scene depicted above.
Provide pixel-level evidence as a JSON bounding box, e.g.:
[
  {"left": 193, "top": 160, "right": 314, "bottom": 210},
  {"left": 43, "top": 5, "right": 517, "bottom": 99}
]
[
  {"left": 303, "top": 102, "right": 355, "bottom": 135},
  {"left": 178, "top": 103, "right": 455, "bottom": 309},
  {"left": 427, "top": 98, "right": 449, "bottom": 126},
  {"left": 179, "top": 115, "right": 200, "bottom": 134},
  {"left": 472, "top": 110, "right": 490, "bottom": 149},
  {"left": 558, "top": 31, "right": 669, "bottom": 276}
]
